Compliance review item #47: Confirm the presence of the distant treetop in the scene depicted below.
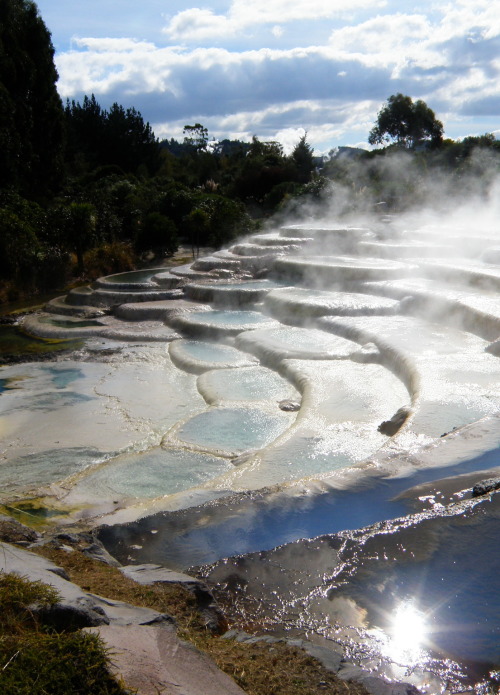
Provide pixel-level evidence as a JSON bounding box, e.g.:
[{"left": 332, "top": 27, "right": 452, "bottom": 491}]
[{"left": 369, "top": 94, "right": 444, "bottom": 150}]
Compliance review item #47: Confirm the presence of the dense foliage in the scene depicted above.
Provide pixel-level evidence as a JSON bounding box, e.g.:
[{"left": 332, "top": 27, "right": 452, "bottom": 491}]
[
  {"left": 0, "top": 0, "right": 64, "bottom": 198},
  {"left": 0, "top": 0, "right": 499, "bottom": 305}
]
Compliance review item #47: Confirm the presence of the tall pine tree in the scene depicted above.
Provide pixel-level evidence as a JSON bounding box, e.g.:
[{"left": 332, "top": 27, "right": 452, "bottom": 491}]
[{"left": 0, "top": 0, "right": 64, "bottom": 198}]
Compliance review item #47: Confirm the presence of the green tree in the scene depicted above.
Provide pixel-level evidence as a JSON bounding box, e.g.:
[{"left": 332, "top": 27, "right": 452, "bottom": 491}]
[
  {"left": 230, "top": 137, "right": 296, "bottom": 206},
  {"left": 183, "top": 208, "right": 210, "bottom": 259},
  {"left": 64, "top": 96, "right": 160, "bottom": 175},
  {"left": 368, "top": 94, "right": 443, "bottom": 149},
  {"left": 138, "top": 211, "right": 178, "bottom": 255},
  {"left": 292, "top": 134, "right": 315, "bottom": 183},
  {"left": 0, "top": 0, "right": 65, "bottom": 197},
  {"left": 183, "top": 123, "right": 209, "bottom": 152}
]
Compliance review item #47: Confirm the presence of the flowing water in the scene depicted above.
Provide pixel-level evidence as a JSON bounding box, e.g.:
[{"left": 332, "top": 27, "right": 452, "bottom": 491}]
[{"left": 2, "top": 218, "right": 500, "bottom": 693}]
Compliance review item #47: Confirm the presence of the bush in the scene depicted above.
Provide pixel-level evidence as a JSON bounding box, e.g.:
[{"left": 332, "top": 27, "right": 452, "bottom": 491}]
[{"left": 83, "top": 240, "right": 137, "bottom": 279}]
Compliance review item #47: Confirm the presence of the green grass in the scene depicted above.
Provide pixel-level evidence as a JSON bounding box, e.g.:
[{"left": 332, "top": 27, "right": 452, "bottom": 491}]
[{"left": 0, "top": 572, "right": 128, "bottom": 695}]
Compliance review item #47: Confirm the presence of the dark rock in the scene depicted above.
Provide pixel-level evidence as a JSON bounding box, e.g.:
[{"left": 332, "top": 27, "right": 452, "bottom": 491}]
[
  {"left": 0, "top": 515, "right": 41, "bottom": 545},
  {"left": 278, "top": 399, "right": 301, "bottom": 412},
  {"left": 48, "top": 531, "right": 122, "bottom": 567},
  {"left": 82, "top": 542, "right": 122, "bottom": 567},
  {"left": 378, "top": 406, "right": 411, "bottom": 436},
  {"left": 37, "top": 600, "right": 109, "bottom": 630},
  {"left": 472, "top": 478, "right": 500, "bottom": 497}
]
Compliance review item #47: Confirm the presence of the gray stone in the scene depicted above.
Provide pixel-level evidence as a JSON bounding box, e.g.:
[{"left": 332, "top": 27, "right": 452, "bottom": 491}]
[
  {"left": 42, "top": 531, "right": 122, "bottom": 567},
  {"left": 0, "top": 542, "right": 172, "bottom": 629},
  {"left": 120, "top": 563, "right": 200, "bottom": 586},
  {"left": 82, "top": 542, "right": 122, "bottom": 567},
  {"left": 278, "top": 399, "right": 301, "bottom": 412},
  {"left": 84, "top": 624, "right": 246, "bottom": 695},
  {"left": 300, "top": 642, "right": 343, "bottom": 673}
]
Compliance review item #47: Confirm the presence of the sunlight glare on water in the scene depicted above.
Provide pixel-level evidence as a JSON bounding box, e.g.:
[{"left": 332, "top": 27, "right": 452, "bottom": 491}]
[{"left": 382, "top": 600, "right": 428, "bottom": 665}]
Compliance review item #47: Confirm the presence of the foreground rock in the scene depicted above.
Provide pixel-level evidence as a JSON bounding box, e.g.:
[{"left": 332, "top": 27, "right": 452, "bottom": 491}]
[
  {"left": 84, "top": 624, "right": 246, "bottom": 695},
  {"left": 0, "top": 542, "right": 244, "bottom": 694},
  {"left": 471, "top": 477, "right": 500, "bottom": 497}
]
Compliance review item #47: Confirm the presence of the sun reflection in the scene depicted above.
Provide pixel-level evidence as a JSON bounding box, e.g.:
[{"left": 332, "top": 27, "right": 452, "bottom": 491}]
[{"left": 383, "top": 600, "right": 427, "bottom": 664}]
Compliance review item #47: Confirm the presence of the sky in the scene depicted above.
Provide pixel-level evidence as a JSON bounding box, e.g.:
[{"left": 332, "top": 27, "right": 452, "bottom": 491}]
[{"left": 35, "top": 0, "right": 500, "bottom": 154}]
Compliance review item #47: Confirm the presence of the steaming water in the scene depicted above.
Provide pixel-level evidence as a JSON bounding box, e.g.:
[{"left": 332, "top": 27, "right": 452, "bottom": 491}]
[{"left": 4, "top": 216, "right": 500, "bottom": 692}]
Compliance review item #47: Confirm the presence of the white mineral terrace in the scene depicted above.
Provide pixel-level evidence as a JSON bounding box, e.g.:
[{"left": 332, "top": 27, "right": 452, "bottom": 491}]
[{"left": 1, "top": 216, "right": 499, "bottom": 525}]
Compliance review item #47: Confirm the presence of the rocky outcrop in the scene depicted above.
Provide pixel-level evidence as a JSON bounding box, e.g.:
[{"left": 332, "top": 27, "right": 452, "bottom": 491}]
[
  {"left": 471, "top": 477, "right": 500, "bottom": 497},
  {"left": 0, "top": 542, "right": 173, "bottom": 629}
]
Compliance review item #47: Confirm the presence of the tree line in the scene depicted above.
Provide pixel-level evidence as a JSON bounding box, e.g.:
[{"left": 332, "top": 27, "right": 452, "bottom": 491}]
[{"left": 1, "top": 0, "right": 499, "bottom": 304}]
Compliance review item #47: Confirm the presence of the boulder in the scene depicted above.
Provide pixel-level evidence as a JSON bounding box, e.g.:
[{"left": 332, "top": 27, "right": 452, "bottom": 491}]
[
  {"left": 378, "top": 405, "right": 411, "bottom": 436},
  {"left": 83, "top": 624, "right": 246, "bottom": 695},
  {"left": 0, "top": 515, "right": 41, "bottom": 545},
  {"left": 472, "top": 478, "right": 500, "bottom": 497},
  {"left": 278, "top": 399, "right": 301, "bottom": 412}
]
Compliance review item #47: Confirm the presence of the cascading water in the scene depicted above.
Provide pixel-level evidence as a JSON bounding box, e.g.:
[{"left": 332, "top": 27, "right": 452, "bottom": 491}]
[{"left": 3, "top": 216, "right": 500, "bottom": 693}]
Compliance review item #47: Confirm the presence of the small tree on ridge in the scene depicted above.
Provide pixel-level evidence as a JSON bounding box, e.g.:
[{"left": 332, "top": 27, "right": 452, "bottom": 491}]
[{"left": 369, "top": 94, "right": 443, "bottom": 150}]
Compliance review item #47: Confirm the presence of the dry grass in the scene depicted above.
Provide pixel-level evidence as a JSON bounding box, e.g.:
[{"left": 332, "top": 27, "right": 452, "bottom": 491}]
[{"left": 33, "top": 545, "right": 369, "bottom": 695}]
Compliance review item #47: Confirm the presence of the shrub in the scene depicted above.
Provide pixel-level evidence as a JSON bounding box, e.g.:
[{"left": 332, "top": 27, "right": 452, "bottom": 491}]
[{"left": 83, "top": 240, "right": 137, "bottom": 279}]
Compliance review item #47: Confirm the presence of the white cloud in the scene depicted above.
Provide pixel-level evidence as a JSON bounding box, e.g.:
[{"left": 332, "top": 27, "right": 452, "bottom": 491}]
[
  {"left": 53, "top": 0, "right": 500, "bottom": 151},
  {"left": 165, "top": 9, "right": 233, "bottom": 41},
  {"left": 328, "top": 13, "right": 439, "bottom": 76},
  {"left": 164, "top": 0, "right": 386, "bottom": 40},
  {"left": 71, "top": 37, "right": 157, "bottom": 53}
]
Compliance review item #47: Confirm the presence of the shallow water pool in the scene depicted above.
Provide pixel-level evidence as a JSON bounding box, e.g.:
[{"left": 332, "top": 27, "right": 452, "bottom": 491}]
[
  {"left": 64, "top": 447, "right": 233, "bottom": 504},
  {"left": 174, "top": 406, "right": 294, "bottom": 455}
]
